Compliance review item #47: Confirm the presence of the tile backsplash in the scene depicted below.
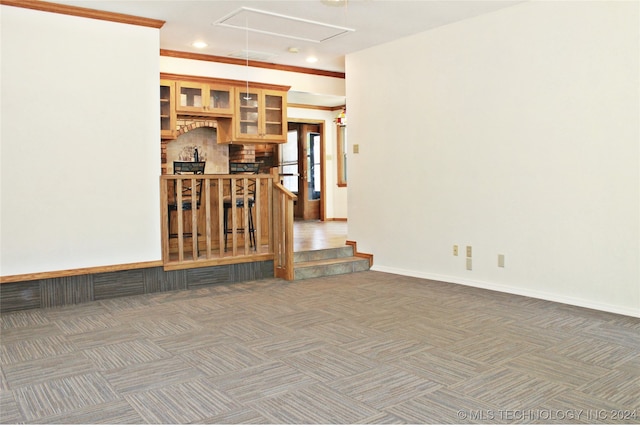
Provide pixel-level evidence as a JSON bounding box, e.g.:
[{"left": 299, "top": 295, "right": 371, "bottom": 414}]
[{"left": 165, "top": 126, "right": 228, "bottom": 174}]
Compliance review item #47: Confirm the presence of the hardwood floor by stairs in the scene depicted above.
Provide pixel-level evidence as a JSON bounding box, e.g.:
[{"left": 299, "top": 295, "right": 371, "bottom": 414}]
[
  {"left": 293, "top": 220, "right": 369, "bottom": 280},
  {"left": 1, "top": 270, "right": 639, "bottom": 424},
  {"left": 293, "top": 219, "right": 348, "bottom": 252}
]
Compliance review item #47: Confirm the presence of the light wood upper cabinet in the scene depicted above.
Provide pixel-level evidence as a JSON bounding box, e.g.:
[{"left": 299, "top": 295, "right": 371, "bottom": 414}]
[
  {"left": 175, "top": 81, "right": 234, "bottom": 116},
  {"left": 218, "top": 88, "right": 287, "bottom": 144},
  {"left": 260, "top": 89, "right": 287, "bottom": 142},
  {"left": 160, "top": 79, "right": 176, "bottom": 139},
  {"left": 160, "top": 73, "right": 290, "bottom": 144}
]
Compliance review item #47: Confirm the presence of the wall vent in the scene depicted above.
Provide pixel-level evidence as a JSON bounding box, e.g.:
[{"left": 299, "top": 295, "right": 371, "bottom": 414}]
[{"left": 228, "top": 49, "right": 278, "bottom": 61}]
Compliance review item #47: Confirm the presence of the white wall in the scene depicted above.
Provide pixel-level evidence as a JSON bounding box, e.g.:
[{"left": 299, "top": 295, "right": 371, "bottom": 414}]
[
  {"left": 0, "top": 6, "right": 161, "bottom": 276},
  {"left": 346, "top": 1, "right": 639, "bottom": 316}
]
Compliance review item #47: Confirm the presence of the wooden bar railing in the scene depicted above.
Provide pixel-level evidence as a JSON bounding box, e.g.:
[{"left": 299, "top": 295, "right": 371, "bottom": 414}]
[
  {"left": 160, "top": 172, "right": 296, "bottom": 280},
  {"left": 272, "top": 175, "right": 297, "bottom": 280}
]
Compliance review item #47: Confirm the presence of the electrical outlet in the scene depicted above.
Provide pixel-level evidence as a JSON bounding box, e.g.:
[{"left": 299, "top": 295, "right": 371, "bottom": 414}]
[
  {"left": 466, "top": 246, "right": 472, "bottom": 257},
  {"left": 466, "top": 258, "right": 472, "bottom": 270},
  {"left": 453, "top": 245, "right": 458, "bottom": 256},
  {"left": 498, "top": 254, "right": 505, "bottom": 268},
  {"left": 353, "top": 144, "right": 359, "bottom": 154}
]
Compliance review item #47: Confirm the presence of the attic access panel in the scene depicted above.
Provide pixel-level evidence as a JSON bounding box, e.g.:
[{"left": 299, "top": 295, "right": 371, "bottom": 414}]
[{"left": 215, "top": 7, "right": 354, "bottom": 43}]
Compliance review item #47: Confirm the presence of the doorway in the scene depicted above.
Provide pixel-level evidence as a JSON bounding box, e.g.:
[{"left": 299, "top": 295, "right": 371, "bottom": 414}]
[{"left": 281, "top": 122, "right": 324, "bottom": 220}]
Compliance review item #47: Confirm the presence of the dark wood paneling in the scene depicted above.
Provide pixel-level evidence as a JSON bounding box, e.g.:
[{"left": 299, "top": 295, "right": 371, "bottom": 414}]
[
  {"left": 0, "top": 280, "right": 40, "bottom": 312},
  {"left": 40, "top": 276, "right": 94, "bottom": 308},
  {"left": 143, "top": 268, "right": 187, "bottom": 294},
  {"left": 1, "top": 262, "right": 274, "bottom": 313},
  {"left": 94, "top": 270, "right": 145, "bottom": 301},
  {"left": 186, "top": 265, "right": 231, "bottom": 289}
]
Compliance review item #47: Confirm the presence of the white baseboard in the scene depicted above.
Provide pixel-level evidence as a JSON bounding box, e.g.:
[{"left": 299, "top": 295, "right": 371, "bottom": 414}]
[{"left": 371, "top": 265, "right": 640, "bottom": 318}]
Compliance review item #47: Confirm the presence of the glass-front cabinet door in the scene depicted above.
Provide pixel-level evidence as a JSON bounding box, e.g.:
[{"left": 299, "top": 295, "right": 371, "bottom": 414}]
[
  {"left": 176, "top": 82, "right": 233, "bottom": 115},
  {"left": 262, "top": 89, "right": 285, "bottom": 141},
  {"left": 207, "top": 84, "right": 233, "bottom": 115},
  {"left": 235, "top": 89, "right": 286, "bottom": 142},
  {"left": 160, "top": 80, "right": 176, "bottom": 139},
  {"left": 237, "top": 89, "right": 260, "bottom": 138}
]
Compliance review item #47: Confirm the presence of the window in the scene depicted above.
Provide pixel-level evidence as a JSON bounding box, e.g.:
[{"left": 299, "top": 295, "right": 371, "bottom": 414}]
[
  {"left": 281, "top": 130, "right": 299, "bottom": 193},
  {"left": 307, "top": 132, "right": 321, "bottom": 200},
  {"left": 336, "top": 124, "right": 347, "bottom": 187}
]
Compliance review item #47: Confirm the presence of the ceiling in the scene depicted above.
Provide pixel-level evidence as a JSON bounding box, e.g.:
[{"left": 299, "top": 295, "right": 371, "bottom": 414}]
[{"left": 50, "top": 0, "right": 524, "bottom": 74}]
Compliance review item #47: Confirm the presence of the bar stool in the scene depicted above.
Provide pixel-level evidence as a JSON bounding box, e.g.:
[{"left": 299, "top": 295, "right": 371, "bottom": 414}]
[
  {"left": 168, "top": 161, "right": 205, "bottom": 255},
  {"left": 224, "top": 163, "right": 260, "bottom": 251}
]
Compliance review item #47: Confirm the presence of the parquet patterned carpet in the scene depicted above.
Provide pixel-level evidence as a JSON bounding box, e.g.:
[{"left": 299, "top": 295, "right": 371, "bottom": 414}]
[{"left": 1, "top": 271, "right": 639, "bottom": 424}]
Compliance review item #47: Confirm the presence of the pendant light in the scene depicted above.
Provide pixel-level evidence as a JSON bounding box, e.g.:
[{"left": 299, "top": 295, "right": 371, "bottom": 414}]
[{"left": 243, "top": 17, "right": 251, "bottom": 101}]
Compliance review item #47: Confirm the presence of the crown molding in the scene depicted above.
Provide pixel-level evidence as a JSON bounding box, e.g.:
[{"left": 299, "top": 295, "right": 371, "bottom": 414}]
[
  {"left": 0, "top": 0, "right": 165, "bottom": 28},
  {"left": 161, "top": 49, "right": 345, "bottom": 79},
  {"left": 289, "top": 103, "right": 344, "bottom": 111}
]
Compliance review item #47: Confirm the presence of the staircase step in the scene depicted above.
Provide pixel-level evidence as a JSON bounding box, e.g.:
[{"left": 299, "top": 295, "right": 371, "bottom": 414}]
[
  {"left": 294, "top": 256, "right": 370, "bottom": 280},
  {"left": 293, "top": 246, "right": 354, "bottom": 263}
]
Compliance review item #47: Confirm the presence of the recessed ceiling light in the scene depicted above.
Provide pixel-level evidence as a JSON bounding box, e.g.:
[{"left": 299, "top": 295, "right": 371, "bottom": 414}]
[
  {"left": 191, "top": 41, "right": 208, "bottom": 49},
  {"left": 306, "top": 56, "right": 318, "bottom": 63}
]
